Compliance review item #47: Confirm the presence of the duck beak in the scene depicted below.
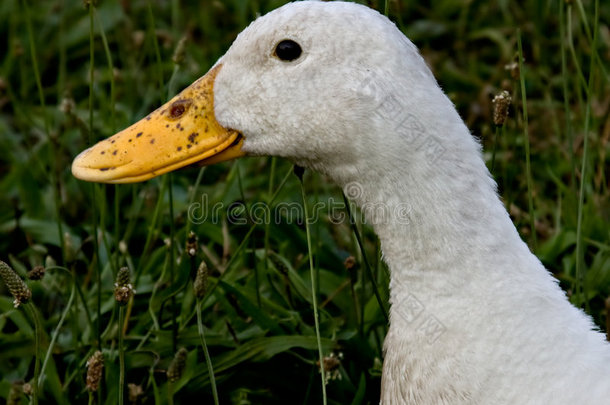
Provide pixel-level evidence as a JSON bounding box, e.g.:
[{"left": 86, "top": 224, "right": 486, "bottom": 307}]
[{"left": 71, "top": 64, "right": 244, "bottom": 183}]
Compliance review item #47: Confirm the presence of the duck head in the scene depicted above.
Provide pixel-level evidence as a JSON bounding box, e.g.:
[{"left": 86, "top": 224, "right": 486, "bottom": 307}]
[{"left": 72, "top": 1, "right": 452, "bottom": 186}]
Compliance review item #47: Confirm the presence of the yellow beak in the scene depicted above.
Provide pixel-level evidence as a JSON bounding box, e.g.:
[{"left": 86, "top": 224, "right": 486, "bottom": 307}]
[{"left": 71, "top": 64, "right": 244, "bottom": 183}]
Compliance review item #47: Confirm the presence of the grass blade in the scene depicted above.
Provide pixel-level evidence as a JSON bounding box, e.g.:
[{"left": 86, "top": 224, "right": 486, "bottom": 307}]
[
  {"left": 297, "top": 168, "right": 327, "bottom": 405},
  {"left": 197, "top": 301, "right": 220, "bottom": 405},
  {"left": 517, "top": 29, "right": 537, "bottom": 248}
]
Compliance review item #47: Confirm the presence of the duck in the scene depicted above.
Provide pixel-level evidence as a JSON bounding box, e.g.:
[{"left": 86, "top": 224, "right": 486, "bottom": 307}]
[{"left": 72, "top": 1, "right": 610, "bottom": 403}]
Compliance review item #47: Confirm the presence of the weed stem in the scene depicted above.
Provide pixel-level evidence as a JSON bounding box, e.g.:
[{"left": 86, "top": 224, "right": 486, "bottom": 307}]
[
  {"left": 25, "top": 303, "right": 42, "bottom": 405},
  {"left": 197, "top": 301, "right": 220, "bottom": 405},
  {"left": 298, "top": 169, "right": 328, "bottom": 405},
  {"left": 118, "top": 306, "right": 126, "bottom": 405},
  {"left": 517, "top": 29, "right": 537, "bottom": 248}
]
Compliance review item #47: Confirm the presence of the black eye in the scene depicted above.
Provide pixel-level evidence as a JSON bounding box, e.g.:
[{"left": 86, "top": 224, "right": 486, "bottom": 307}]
[{"left": 274, "top": 39, "right": 302, "bottom": 61}]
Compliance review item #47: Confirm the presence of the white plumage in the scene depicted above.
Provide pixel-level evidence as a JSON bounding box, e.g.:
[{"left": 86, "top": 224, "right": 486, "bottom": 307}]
[{"left": 212, "top": 2, "right": 610, "bottom": 403}]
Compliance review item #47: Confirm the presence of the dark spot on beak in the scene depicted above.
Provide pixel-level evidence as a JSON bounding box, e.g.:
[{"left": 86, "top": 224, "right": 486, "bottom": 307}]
[
  {"left": 100, "top": 168, "right": 110, "bottom": 171},
  {"left": 150, "top": 139, "right": 155, "bottom": 144},
  {"left": 177, "top": 146, "right": 182, "bottom": 151},
  {"left": 101, "top": 151, "right": 105, "bottom": 155},
  {"left": 168, "top": 99, "right": 192, "bottom": 119},
  {"left": 111, "top": 140, "right": 116, "bottom": 144},
  {"left": 187, "top": 144, "right": 192, "bottom": 149},
  {"left": 188, "top": 132, "right": 199, "bottom": 143},
  {"left": 136, "top": 132, "right": 143, "bottom": 137},
  {"left": 128, "top": 139, "right": 132, "bottom": 142},
  {"left": 113, "top": 150, "right": 118, "bottom": 155}
]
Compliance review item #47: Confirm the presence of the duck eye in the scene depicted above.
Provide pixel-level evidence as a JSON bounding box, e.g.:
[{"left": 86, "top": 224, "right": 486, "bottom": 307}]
[{"left": 274, "top": 39, "right": 302, "bottom": 61}]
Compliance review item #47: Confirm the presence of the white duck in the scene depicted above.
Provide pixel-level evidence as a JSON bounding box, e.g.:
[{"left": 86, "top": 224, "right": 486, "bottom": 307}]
[{"left": 72, "top": 1, "right": 610, "bottom": 403}]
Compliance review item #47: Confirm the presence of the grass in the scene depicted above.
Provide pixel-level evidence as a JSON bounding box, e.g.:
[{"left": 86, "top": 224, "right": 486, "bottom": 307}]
[
  {"left": 0, "top": 0, "right": 609, "bottom": 403},
  {"left": 298, "top": 167, "right": 328, "bottom": 405}
]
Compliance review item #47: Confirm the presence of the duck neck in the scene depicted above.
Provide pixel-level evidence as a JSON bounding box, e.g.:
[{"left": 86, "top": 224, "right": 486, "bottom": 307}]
[
  {"left": 331, "top": 122, "right": 610, "bottom": 402},
  {"left": 325, "top": 111, "right": 540, "bottom": 342},
  {"left": 334, "top": 118, "right": 524, "bottom": 289},
  {"left": 328, "top": 122, "right": 536, "bottom": 401}
]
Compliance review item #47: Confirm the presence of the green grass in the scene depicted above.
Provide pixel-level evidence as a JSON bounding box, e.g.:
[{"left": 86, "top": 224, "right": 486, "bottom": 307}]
[{"left": 0, "top": 0, "right": 609, "bottom": 403}]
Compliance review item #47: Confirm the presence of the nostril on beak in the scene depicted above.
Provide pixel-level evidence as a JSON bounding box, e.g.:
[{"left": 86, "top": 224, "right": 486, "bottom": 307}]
[{"left": 168, "top": 99, "right": 192, "bottom": 119}]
